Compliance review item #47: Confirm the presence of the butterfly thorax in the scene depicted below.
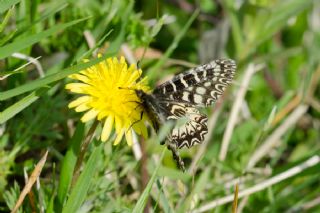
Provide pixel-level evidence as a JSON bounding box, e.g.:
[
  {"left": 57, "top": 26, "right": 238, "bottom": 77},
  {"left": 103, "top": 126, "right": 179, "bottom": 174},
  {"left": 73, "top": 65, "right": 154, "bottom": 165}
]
[{"left": 135, "top": 89, "right": 164, "bottom": 132}]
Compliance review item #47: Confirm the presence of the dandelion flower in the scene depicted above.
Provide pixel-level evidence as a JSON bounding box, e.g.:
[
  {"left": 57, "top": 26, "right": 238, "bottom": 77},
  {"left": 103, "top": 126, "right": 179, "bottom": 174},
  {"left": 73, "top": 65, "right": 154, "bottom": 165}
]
[{"left": 66, "top": 56, "right": 149, "bottom": 146}]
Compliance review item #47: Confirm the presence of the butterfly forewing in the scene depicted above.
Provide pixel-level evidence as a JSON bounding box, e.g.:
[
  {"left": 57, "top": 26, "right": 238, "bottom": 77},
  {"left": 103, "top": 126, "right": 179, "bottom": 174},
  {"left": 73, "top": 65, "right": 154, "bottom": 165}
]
[{"left": 154, "top": 59, "right": 236, "bottom": 107}]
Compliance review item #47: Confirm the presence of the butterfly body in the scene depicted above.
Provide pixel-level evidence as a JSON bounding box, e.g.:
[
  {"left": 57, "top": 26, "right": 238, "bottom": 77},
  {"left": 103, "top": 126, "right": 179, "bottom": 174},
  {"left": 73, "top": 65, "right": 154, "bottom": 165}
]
[
  {"left": 136, "top": 59, "right": 236, "bottom": 171},
  {"left": 135, "top": 90, "right": 165, "bottom": 136}
]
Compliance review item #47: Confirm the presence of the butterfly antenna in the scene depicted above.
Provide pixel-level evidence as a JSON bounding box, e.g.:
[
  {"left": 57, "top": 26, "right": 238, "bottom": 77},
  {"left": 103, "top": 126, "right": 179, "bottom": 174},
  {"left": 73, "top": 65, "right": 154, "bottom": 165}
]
[
  {"left": 136, "top": 60, "right": 146, "bottom": 82},
  {"left": 118, "top": 86, "right": 136, "bottom": 90},
  {"left": 137, "top": 60, "right": 141, "bottom": 70}
]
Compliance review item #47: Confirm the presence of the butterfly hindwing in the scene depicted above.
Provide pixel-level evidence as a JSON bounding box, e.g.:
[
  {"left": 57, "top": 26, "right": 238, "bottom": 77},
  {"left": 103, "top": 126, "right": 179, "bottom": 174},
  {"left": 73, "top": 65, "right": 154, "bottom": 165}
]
[
  {"left": 158, "top": 101, "right": 208, "bottom": 149},
  {"left": 152, "top": 101, "right": 208, "bottom": 171}
]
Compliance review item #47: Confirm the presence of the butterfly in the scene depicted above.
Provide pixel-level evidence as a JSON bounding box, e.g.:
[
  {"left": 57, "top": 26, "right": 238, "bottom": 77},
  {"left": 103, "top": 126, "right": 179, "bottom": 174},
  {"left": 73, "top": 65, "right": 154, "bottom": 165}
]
[{"left": 135, "top": 59, "right": 236, "bottom": 171}]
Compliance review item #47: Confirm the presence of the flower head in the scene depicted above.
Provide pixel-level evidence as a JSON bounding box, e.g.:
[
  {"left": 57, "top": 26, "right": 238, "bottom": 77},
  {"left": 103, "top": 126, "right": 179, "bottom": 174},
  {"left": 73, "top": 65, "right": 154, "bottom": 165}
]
[{"left": 66, "top": 56, "right": 149, "bottom": 146}]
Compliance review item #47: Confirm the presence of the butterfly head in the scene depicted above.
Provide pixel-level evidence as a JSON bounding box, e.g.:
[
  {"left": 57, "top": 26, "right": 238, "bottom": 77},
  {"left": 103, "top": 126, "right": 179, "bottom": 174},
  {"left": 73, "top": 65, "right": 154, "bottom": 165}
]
[{"left": 135, "top": 89, "right": 147, "bottom": 100}]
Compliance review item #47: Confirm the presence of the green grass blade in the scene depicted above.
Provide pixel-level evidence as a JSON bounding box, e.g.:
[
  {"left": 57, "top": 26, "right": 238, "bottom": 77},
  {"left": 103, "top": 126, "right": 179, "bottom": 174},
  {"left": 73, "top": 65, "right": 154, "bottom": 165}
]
[
  {"left": 132, "top": 148, "right": 166, "bottom": 213},
  {"left": 0, "top": 17, "right": 88, "bottom": 60},
  {"left": 0, "top": 51, "right": 115, "bottom": 101},
  {"left": 223, "top": 0, "right": 244, "bottom": 59},
  {"left": 0, "top": 88, "right": 47, "bottom": 124},
  {"left": 61, "top": 141, "right": 103, "bottom": 213},
  {"left": 56, "top": 123, "right": 85, "bottom": 212},
  {"left": 0, "top": 56, "right": 42, "bottom": 77},
  {"left": 178, "top": 169, "right": 210, "bottom": 212},
  {"left": 157, "top": 166, "right": 190, "bottom": 181},
  {"left": 154, "top": 179, "right": 173, "bottom": 213},
  {"left": 0, "top": 0, "right": 20, "bottom": 14},
  {"left": 14, "top": 2, "right": 68, "bottom": 40},
  {"left": 257, "top": 0, "right": 313, "bottom": 46},
  {"left": 0, "top": 69, "right": 25, "bottom": 77},
  {"left": 0, "top": 4, "right": 14, "bottom": 33},
  {"left": 147, "top": 9, "right": 199, "bottom": 80},
  {"left": 77, "top": 29, "right": 113, "bottom": 61},
  {"left": 106, "top": 0, "right": 133, "bottom": 54}
]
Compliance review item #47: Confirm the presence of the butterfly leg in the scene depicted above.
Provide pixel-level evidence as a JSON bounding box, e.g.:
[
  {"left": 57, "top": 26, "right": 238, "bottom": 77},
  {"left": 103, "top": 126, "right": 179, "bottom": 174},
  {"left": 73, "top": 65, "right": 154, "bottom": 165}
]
[
  {"left": 128, "top": 110, "right": 144, "bottom": 131},
  {"left": 167, "top": 142, "right": 185, "bottom": 172},
  {"left": 123, "top": 100, "right": 142, "bottom": 106}
]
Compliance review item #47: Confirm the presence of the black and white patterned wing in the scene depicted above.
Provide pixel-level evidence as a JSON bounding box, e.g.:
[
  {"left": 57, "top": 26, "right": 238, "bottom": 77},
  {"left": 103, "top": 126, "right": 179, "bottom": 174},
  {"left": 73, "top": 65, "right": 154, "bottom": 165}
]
[
  {"left": 154, "top": 59, "right": 236, "bottom": 106},
  {"left": 158, "top": 102, "right": 208, "bottom": 149}
]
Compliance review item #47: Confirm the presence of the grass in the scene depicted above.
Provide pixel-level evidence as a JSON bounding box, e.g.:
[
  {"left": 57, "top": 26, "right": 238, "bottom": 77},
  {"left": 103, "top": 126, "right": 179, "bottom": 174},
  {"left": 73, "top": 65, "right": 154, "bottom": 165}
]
[{"left": 0, "top": 0, "right": 320, "bottom": 212}]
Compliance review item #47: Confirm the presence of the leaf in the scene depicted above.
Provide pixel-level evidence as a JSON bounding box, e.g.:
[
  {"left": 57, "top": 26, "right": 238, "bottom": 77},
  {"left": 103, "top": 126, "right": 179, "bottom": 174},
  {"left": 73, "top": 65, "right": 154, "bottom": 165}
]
[
  {"left": 178, "top": 169, "right": 210, "bottom": 212},
  {"left": 132, "top": 148, "right": 166, "bottom": 213},
  {"left": 0, "top": 0, "right": 20, "bottom": 14},
  {"left": 157, "top": 166, "right": 190, "bottom": 182},
  {"left": 61, "top": 141, "right": 103, "bottom": 213},
  {"left": 147, "top": 9, "right": 199, "bottom": 80},
  {"left": 0, "top": 17, "right": 88, "bottom": 60},
  {"left": 0, "top": 3, "right": 14, "bottom": 33},
  {"left": 154, "top": 179, "right": 173, "bottom": 213},
  {"left": 0, "top": 52, "right": 115, "bottom": 101},
  {"left": 56, "top": 123, "right": 85, "bottom": 212},
  {"left": 0, "top": 88, "right": 47, "bottom": 124}
]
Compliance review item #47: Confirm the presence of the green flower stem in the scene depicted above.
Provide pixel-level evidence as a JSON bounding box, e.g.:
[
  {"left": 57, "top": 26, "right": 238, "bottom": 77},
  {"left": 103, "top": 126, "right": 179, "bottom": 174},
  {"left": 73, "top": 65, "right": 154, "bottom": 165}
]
[{"left": 71, "top": 120, "right": 99, "bottom": 187}]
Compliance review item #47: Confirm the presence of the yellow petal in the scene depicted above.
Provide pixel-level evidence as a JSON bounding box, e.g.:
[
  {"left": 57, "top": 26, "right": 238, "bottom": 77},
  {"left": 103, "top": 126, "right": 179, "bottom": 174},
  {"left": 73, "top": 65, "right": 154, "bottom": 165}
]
[
  {"left": 114, "top": 129, "right": 124, "bottom": 145},
  {"left": 125, "top": 128, "right": 133, "bottom": 146},
  {"left": 97, "top": 111, "right": 109, "bottom": 120},
  {"left": 65, "top": 83, "right": 87, "bottom": 90},
  {"left": 68, "top": 74, "right": 79, "bottom": 79},
  {"left": 68, "top": 96, "right": 91, "bottom": 108},
  {"left": 65, "top": 84, "right": 89, "bottom": 94},
  {"left": 141, "top": 126, "right": 148, "bottom": 138},
  {"left": 75, "top": 104, "right": 90, "bottom": 112},
  {"left": 127, "top": 67, "right": 141, "bottom": 85},
  {"left": 133, "top": 121, "right": 148, "bottom": 139},
  {"left": 120, "top": 56, "right": 125, "bottom": 64},
  {"left": 81, "top": 109, "right": 98, "bottom": 122},
  {"left": 73, "top": 74, "right": 90, "bottom": 83},
  {"left": 114, "top": 115, "right": 123, "bottom": 133},
  {"left": 101, "top": 115, "right": 114, "bottom": 142}
]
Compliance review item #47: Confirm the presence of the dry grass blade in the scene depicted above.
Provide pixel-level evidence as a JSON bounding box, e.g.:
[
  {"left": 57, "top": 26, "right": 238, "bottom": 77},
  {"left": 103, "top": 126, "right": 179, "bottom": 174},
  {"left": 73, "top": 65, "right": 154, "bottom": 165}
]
[
  {"left": 23, "top": 169, "right": 36, "bottom": 212},
  {"left": 237, "top": 195, "right": 249, "bottom": 213},
  {"left": 306, "top": 64, "right": 320, "bottom": 98},
  {"left": 11, "top": 150, "right": 49, "bottom": 213},
  {"left": 232, "top": 183, "right": 239, "bottom": 213},
  {"left": 271, "top": 95, "right": 301, "bottom": 126},
  {"left": 192, "top": 155, "right": 320, "bottom": 213},
  {"left": 219, "top": 63, "right": 263, "bottom": 161},
  {"left": 121, "top": 43, "right": 137, "bottom": 65},
  {"left": 247, "top": 104, "right": 308, "bottom": 169},
  {"left": 306, "top": 64, "right": 320, "bottom": 112},
  {"left": 11, "top": 53, "right": 44, "bottom": 77},
  {"left": 301, "top": 196, "right": 320, "bottom": 211}
]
